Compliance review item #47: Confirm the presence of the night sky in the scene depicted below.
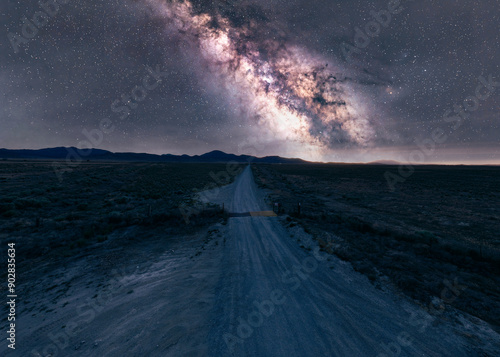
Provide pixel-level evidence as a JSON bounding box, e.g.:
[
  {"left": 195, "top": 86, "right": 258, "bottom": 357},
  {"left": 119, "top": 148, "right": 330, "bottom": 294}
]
[{"left": 1, "top": 0, "right": 499, "bottom": 163}]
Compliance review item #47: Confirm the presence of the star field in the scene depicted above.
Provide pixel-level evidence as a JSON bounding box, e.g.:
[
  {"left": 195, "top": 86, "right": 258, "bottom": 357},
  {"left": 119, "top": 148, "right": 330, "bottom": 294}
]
[{"left": 0, "top": 0, "right": 498, "bottom": 163}]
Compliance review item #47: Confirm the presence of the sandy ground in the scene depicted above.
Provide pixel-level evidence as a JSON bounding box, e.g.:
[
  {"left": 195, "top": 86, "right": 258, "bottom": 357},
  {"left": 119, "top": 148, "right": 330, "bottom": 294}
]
[
  {"left": 4, "top": 165, "right": 500, "bottom": 356},
  {"left": 4, "top": 223, "right": 226, "bottom": 357}
]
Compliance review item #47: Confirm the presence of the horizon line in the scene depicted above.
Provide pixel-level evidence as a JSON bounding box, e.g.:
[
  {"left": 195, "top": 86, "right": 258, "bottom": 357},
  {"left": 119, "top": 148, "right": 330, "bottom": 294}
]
[{"left": 1, "top": 146, "right": 499, "bottom": 166}]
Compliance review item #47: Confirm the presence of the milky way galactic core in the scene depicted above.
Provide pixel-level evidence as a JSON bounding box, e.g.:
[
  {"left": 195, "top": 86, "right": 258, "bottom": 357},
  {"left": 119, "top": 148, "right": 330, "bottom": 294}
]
[{"left": 142, "top": 0, "right": 382, "bottom": 159}]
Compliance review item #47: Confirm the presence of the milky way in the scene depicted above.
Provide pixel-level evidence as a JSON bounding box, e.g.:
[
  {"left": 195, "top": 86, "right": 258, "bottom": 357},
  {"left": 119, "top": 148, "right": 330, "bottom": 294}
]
[{"left": 143, "top": 0, "right": 376, "bottom": 159}]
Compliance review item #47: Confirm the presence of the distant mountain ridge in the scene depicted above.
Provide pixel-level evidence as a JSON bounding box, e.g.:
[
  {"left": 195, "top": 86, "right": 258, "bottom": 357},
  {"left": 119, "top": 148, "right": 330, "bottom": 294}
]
[
  {"left": 0, "top": 147, "right": 309, "bottom": 164},
  {"left": 366, "top": 160, "right": 402, "bottom": 165}
]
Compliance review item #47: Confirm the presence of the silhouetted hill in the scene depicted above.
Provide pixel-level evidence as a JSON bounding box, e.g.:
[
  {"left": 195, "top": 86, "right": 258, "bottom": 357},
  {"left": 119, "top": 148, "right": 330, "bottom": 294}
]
[
  {"left": 366, "top": 160, "right": 402, "bottom": 165},
  {"left": 0, "top": 148, "right": 308, "bottom": 164}
]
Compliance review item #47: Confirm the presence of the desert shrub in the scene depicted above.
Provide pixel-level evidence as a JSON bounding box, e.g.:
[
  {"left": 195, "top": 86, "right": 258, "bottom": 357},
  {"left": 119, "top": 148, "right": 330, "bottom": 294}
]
[
  {"left": 354, "top": 262, "right": 377, "bottom": 281},
  {"left": 417, "top": 230, "right": 439, "bottom": 245},
  {"left": 2, "top": 210, "right": 18, "bottom": 218},
  {"left": 108, "top": 211, "right": 123, "bottom": 224},
  {"left": 2, "top": 196, "right": 16, "bottom": 203},
  {"left": 30, "top": 188, "right": 45, "bottom": 195},
  {"left": 378, "top": 228, "right": 391, "bottom": 237},
  {"left": 115, "top": 197, "right": 128, "bottom": 204},
  {"left": 330, "top": 214, "right": 343, "bottom": 224},
  {"left": 346, "top": 217, "right": 375, "bottom": 234},
  {"left": 147, "top": 207, "right": 228, "bottom": 227},
  {"left": 65, "top": 212, "right": 81, "bottom": 221},
  {"left": 467, "top": 249, "right": 481, "bottom": 260},
  {"left": 442, "top": 243, "right": 468, "bottom": 257},
  {"left": 149, "top": 211, "right": 185, "bottom": 225},
  {"left": 117, "top": 212, "right": 135, "bottom": 225},
  {"left": 14, "top": 198, "right": 32, "bottom": 209},
  {"left": 73, "top": 239, "right": 88, "bottom": 248},
  {"left": 430, "top": 248, "right": 453, "bottom": 262},
  {"left": 77, "top": 203, "right": 89, "bottom": 211},
  {"left": 14, "top": 197, "right": 51, "bottom": 209},
  {"left": 0, "top": 202, "right": 15, "bottom": 212},
  {"left": 82, "top": 226, "right": 95, "bottom": 239},
  {"left": 395, "top": 276, "right": 420, "bottom": 293},
  {"left": 97, "top": 223, "right": 115, "bottom": 235},
  {"left": 391, "top": 230, "right": 417, "bottom": 243},
  {"left": 335, "top": 246, "right": 351, "bottom": 261},
  {"left": 54, "top": 214, "right": 67, "bottom": 222}
]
